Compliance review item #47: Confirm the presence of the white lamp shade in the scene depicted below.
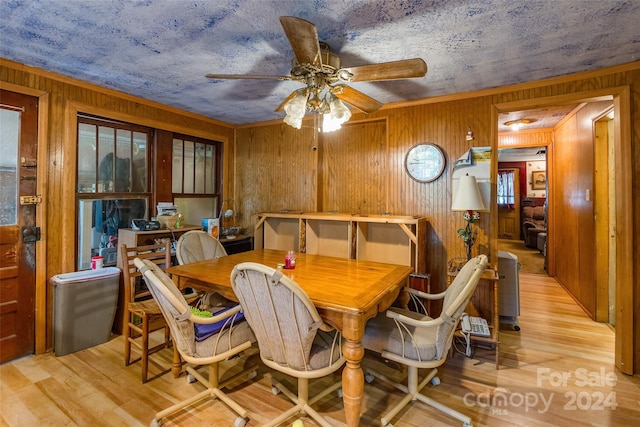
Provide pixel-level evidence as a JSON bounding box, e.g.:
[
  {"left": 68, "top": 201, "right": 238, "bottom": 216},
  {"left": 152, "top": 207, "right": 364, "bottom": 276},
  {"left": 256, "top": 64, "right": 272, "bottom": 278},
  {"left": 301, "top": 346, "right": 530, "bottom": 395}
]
[{"left": 452, "top": 174, "right": 486, "bottom": 211}]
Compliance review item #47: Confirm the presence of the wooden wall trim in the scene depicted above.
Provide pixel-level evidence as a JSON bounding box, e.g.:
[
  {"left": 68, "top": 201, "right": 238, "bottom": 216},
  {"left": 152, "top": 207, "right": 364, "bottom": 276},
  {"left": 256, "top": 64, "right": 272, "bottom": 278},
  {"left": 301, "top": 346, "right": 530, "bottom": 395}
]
[
  {"left": 613, "top": 86, "right": 634, "bottom": 375},
  {"left": 0, "top": 81, "right": 47, "bottom": 97},
  {"left": 35, "top": 93, "right": 49, "bottom": 355}
]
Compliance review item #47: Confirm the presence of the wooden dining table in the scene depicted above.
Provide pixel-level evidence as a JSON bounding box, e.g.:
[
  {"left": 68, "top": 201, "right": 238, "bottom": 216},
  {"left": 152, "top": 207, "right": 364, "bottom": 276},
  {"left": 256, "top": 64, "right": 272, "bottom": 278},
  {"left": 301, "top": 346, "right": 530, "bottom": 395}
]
[{"left": 166, "top": 248, "right": 413, "bottom": 427}]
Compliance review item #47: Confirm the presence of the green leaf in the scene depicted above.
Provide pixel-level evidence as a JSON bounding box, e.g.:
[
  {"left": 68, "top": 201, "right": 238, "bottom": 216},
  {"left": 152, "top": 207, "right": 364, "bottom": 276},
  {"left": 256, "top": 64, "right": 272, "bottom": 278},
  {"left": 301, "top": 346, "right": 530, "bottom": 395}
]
[{"left": 190, "top": 306, "right": 213, "bottom": 317}]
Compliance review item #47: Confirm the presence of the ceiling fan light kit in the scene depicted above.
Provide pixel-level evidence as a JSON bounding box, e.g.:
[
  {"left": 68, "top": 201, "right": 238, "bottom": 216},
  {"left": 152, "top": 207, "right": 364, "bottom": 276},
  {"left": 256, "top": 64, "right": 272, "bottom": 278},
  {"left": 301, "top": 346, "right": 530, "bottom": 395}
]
[
  {"left": 206, "top": 16, "right": 427, "bottom": 132},
  {"left": 503, "top": 118, "right": 537, "bottom": 131}
]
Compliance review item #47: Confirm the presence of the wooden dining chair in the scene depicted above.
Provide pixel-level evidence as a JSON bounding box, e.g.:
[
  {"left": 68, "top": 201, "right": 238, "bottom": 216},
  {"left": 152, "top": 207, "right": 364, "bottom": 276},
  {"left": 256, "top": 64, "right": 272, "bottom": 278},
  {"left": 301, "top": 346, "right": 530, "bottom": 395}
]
[{"left": 120, "top": 240, "right": 197, "bottom": 383}]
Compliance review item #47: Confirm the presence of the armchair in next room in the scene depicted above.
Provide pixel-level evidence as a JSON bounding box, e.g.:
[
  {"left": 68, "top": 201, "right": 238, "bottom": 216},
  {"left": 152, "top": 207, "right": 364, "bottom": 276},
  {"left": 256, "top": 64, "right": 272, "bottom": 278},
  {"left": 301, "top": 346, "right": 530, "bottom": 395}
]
[{"left": 522, "top": 205, "right": 546, "bottom": 248}]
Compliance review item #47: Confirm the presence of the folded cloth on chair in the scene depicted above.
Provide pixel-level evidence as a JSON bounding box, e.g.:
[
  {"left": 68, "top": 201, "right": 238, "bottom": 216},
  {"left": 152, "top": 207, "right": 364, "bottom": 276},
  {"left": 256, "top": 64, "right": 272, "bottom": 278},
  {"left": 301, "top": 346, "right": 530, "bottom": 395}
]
[{"left": 194, "top": 305, "right": 245, "bottom": 342}]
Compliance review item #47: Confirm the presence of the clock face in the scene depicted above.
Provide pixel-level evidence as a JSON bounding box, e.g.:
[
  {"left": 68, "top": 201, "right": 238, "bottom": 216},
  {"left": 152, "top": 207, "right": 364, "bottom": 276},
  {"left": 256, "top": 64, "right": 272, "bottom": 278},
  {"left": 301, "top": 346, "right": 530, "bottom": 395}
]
[{"left": 404, "top": 143, "right": 446, "bottom": 183}]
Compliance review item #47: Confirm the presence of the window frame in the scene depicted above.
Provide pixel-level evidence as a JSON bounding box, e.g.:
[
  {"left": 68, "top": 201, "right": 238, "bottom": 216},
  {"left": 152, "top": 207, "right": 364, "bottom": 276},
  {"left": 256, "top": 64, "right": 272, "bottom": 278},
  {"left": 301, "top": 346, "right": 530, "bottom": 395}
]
[{"left": 171, "top": 133, "right": 223, "bottom": 213}]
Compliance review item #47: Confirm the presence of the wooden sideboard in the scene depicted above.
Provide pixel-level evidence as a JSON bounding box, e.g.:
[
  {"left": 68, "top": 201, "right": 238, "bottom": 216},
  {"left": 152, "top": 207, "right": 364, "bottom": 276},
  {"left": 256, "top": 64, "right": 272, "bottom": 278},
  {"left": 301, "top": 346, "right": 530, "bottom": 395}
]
[{"left": 254, "top": 212, "right": 428, "bottom": 274}]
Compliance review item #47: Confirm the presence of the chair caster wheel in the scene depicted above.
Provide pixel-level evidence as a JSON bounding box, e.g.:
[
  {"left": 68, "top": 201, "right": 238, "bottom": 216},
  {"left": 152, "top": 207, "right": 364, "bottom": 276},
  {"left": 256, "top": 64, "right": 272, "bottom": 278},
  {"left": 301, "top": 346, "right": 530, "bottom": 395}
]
[
  {"left": 271, "top": 385, "right": 280, "bottom": 395},
  {"left": 187, "top": 373, "right": 196, "bottom": 383},
  {"left": 365, "top": 372, "right": 375, "bottom": 383},
  {"left": 337, "top": 388, "right": 343, "bottom": 398},
  {"left": 431, "top": 376, "right": 441, "bottom": 386},
  {"left": 514, "top": 325, "right": 521, "bottom": 331},
  {"left": 233, "top": 417, "right": 247, "bottom": 427},
  {"left": 150, "top": 419, "right": 162, "bottom": 427}
]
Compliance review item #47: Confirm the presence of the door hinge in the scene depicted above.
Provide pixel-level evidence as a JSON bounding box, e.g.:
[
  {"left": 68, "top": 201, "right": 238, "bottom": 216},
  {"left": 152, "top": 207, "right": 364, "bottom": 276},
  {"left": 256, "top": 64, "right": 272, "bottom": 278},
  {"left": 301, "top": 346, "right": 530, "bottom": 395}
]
[
  {"left": 22, "top": 226, "right": 41, "bottom": 243},
  {"left": 20, "top": 195, "right": 43, "bottom": 205}
]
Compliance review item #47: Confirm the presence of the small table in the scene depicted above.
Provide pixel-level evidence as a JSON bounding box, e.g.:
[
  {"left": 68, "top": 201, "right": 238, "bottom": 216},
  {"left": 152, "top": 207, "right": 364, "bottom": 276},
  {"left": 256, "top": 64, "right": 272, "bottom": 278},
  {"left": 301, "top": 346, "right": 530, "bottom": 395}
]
[
  {"left": 448, "top": 266, "right": 500, "bottom": 368},
  {"left": 167, "top": 249, "right": 413, "bottom": 427}
]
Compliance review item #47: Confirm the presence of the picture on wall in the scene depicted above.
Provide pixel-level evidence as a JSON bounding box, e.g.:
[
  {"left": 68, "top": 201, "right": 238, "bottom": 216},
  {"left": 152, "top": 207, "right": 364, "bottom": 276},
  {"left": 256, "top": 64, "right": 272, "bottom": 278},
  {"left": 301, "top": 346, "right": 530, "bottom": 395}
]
[{"left": 532, "top": 170, "right": 546, "bottom": 190}]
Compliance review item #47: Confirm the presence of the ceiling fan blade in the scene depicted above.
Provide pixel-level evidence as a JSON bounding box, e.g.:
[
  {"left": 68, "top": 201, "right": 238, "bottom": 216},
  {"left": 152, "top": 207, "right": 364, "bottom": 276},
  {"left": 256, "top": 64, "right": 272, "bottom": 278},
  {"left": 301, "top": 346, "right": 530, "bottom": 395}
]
[
  {"left": 279, "top": 16, "right": 322, "bottom": 68},
  {"left": 274, "top": 90, "right": 299, "bottom": 112},
  {"left": 340, "top": 58, "right": 427, "bottom": 82},
  {"left": 332, "top": 84, "right": 383, "bottom": 114},
  {"left": 205, "top": 73, "right": 292, "bottom": 80}
]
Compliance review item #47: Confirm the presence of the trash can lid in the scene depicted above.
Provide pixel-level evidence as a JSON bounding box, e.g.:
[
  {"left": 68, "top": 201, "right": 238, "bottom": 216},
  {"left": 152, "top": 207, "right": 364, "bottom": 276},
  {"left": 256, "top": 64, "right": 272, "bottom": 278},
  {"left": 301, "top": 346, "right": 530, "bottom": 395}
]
[{"left": 51, "top": 267, "right": 120, "bottom": 284}]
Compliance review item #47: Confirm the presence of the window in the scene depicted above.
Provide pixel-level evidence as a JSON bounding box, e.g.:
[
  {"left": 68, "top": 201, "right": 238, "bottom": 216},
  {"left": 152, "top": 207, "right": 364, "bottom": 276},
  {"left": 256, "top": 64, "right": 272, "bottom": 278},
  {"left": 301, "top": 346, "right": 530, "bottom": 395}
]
[
  {"left": 76, "top": 115, "right": 152, "bottom": 269},
  {"left": 172, "top": 135, "right": 222, "bottom": 225},
  {"left": 0, "top": 108, "right": 19, "bottom": 225},
  {"left": 497, "top": 169, "right": 516, "bottom": 208}
]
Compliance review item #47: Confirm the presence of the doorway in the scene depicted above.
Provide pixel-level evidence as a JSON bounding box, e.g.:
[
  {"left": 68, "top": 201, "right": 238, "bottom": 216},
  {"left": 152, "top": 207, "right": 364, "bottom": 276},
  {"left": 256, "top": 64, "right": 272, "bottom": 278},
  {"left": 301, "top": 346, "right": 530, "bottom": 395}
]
[
  {"left": 497, "top": 146, "right": 548, "bottom": 275},
  {"left": 492, "top": 88, "right": 633, "bottom": 374}
]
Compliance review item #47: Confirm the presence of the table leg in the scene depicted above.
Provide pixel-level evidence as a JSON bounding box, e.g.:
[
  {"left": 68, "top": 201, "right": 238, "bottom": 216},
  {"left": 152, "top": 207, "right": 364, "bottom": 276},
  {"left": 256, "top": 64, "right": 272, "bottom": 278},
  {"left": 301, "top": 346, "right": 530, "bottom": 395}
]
[{"left": 342, "top": 338, "right": 365, "bottom": 427}]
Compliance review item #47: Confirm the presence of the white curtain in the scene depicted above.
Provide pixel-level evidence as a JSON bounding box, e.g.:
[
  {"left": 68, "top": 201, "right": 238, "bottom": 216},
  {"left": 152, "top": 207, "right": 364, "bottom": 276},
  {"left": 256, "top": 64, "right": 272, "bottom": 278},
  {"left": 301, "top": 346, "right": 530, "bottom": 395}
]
[{"left": 497, "top": 170, "right": 515, "bottom": 209}]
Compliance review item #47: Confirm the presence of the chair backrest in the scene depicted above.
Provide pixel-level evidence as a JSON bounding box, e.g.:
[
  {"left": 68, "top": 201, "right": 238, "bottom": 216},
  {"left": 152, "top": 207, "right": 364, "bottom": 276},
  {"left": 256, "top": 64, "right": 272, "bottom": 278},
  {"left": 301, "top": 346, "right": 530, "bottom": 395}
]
[
  {"left": 437, "top": 254, "right": 488, "bottom": 356},
  {"left": 231, "top": 262, "right": 335, "bottom": 372},
  {"left": 135, "top": 258, "right": 254, "bottom": 361},
  {"left": 133, "top": 258, "right": 198, "bottom": 356},
  {"left": 120, "top": 240, "right": 172, "bottom": 304},
  {"left": 176, "top": 230, "right": 227, "bottom": 265}
]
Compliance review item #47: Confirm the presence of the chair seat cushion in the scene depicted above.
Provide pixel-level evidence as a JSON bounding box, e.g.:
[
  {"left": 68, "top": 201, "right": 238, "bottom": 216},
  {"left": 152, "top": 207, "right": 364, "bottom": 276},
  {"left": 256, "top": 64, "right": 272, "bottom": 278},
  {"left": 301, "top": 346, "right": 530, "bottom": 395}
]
[
  {"left": 362, "top": 308, "right": 439, "bottom": 362},
  {"left": 307, "top": 330, "right": 343, "bottom": 371},
  {"left": 194, "top": 319, "right": 255, "bottom": 356}
]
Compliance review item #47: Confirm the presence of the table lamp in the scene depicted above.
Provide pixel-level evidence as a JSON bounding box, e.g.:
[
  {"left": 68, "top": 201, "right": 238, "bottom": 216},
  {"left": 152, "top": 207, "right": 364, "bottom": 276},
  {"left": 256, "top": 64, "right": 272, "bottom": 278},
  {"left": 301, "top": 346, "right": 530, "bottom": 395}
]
[{"left": 452, "top": 174, "right": 487, "bottom": 260}]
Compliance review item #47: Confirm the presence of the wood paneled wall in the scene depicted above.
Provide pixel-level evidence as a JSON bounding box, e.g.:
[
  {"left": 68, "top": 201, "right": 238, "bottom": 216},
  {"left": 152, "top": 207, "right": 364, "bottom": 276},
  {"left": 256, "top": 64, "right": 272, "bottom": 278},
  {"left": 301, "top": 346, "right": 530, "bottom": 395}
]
[
  {"left": 553, "top": 101, "right": 612, "bottom": 317},
  {"left": 499, "top": 128, "right": 553, "bottom": 148},
  {"left": 2, "top": 58, "right": 639, "bottom": 373}
]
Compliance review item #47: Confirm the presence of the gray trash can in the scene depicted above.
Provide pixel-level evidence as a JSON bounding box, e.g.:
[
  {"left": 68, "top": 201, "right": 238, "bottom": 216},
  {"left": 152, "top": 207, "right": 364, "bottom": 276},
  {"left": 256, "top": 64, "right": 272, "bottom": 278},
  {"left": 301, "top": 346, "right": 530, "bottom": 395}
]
[{"left": 51, "top": 267, "right": 120, "bottom": 356}]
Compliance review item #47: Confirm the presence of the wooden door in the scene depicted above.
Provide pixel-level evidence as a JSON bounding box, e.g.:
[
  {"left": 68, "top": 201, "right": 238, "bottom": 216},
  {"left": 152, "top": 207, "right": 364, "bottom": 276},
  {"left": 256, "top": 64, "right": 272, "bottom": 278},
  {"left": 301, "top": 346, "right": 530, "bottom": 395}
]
[
  {"left": 497, "top": 168, "right": 520, "bottom": 239},
  {"left": 0, "top": 90, "right": 39, "bottom": 363}
]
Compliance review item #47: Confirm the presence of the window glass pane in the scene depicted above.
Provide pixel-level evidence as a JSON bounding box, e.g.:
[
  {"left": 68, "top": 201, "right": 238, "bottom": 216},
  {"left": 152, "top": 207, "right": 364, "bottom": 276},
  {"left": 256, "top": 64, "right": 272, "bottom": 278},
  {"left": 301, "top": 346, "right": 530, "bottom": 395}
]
[
  {"left": 172, "top": 139, "right": 183, "bottom": 193},
  {"left": 98, "top": 126, "right": 115, "bottom": 192},
  {"left": 184, "top": 140, "right": 194, "bottom": 193},
  {"left": 194, "top": 142, "right": 205, "bottom": 193},
  {"left": 205, "top": 144, "right": 215, "bottom": 194},
  {"left": 77, "top": 123, "right": 97, "bottom": 193},
  {"left": 0, "top": 109, "right": 19, "bottom": 225},
  {"left": 174, "top": 196, "right": 218, "bottom": 227},
  {"left": 77, "top": 197, "right": 148, "bottom": 270},
  {"left": 132, "top": 131, "right": 148, "bottom": 192},
  {"left": 115, "top": 129, "right": 132, "bottom": 192}
]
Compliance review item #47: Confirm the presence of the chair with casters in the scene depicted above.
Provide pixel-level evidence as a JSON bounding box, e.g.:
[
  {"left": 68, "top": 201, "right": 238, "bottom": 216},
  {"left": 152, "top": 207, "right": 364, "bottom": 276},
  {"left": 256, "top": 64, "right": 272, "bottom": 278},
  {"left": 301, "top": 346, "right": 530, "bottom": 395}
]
[
  {"left": 175, "top": 230, "right": 235, "bottom": 309},
  {"left": 135, "top": 258, "right": 257, "bottom": 427},
  {"left": 362, "top": 254, "right": 489, "bottom": 427},
  {"left": 176, "top": 230, "right": 228, "bottom": 265},
  {"left": 121, "top": 240, "right": 180, "bottom": 383},
  {"left": 231, "top": 262, "right": 345, "bottom": 427}
]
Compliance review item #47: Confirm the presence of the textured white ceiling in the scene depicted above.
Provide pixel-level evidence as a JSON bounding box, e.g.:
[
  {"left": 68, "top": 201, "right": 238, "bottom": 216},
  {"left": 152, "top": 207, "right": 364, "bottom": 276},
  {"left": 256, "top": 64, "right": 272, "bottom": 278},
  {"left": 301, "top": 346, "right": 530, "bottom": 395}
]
[{"left": 1, "top": 0, "right": 638, "bottom": 125}]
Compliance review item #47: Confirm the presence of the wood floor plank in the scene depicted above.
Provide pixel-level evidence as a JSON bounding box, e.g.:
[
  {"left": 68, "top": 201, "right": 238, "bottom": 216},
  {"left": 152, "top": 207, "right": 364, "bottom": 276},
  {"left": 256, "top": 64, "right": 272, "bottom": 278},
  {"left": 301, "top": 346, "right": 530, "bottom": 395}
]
[{"left": 1, "top": 272, "right": 639, "bottom": 427}]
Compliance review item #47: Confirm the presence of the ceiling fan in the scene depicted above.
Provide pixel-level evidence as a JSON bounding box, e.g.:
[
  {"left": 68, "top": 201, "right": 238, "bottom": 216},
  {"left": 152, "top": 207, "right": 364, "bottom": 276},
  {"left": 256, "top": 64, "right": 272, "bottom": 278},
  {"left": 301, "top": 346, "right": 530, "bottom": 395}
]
[{"left": 205, "top": 16, "right": 427, "bottom": 129}]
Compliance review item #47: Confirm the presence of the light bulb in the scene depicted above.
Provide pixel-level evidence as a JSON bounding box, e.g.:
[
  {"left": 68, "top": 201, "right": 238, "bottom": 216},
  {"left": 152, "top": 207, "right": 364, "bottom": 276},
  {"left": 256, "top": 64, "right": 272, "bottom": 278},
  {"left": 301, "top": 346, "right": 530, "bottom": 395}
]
[{"left": 328, "top": 94, "right": 351, "bottom": 124}]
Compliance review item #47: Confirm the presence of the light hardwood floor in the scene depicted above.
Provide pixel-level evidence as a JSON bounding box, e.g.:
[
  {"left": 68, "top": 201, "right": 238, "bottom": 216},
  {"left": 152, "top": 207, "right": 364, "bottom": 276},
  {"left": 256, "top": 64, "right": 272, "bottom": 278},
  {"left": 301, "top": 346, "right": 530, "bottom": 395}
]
[{"left": 1, "top": 273, "right": 639, "bottom": 427}]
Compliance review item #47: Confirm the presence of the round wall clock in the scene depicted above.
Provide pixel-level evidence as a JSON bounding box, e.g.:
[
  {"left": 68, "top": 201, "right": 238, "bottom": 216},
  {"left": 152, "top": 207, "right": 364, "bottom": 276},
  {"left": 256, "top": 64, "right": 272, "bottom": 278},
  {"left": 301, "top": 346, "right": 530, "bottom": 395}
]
[{"left": 404, "top": 143, "right": 447, "bottom": 183}]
